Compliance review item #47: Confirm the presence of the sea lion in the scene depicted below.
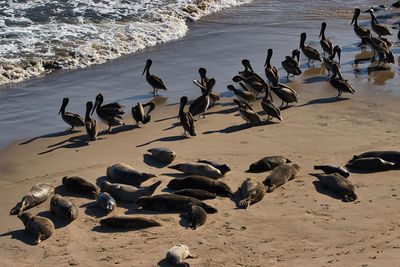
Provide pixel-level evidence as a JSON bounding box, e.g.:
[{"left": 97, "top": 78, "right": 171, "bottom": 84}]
[
  {"left": 346, "top": 157, "right": 396, "bottom": 171},
  {"left": 174, "top": 189, "right": 216, "bottom": 200},
  {"left": 237, "top": 177, "right": 266, "bottom": 209},
  {"left": 100, "top": 216, "right": 161, "bottom": 229},
  {"left": 197, "top": 159, "right": 231, "bottom": 176},
  {"left": 263, "top": 163, "right": 301, "bottom": 192},
  {"left": 135, "top": 194, "right": 217, "bottom": 214},
  {"left": 62, "top": 176, "right": 100, "bottom": 198},
  {"left": 166, "top": 244, "right": 196, "bottom": 266},
  {"left": 247, "top": 156, "right": 292, "bottom": 173},
  {"left": 106, "top": 163, "right": 156, "bottom": 187},
  {"left": 96, "top": 192, "right": 116, "bottom": 214},
  {"left": 147, "top": 147, "right": 176, "bottom": 164},
  {"left": 183, "top": 204, "right": 207, "bottom": 230},
  {"left": 101, "top": 180, "right": 161, "bottom": 202},
  {"left": 10, "top": 183, "right": 55, "bottom": 215},
  {"left": 314, "top": 165, "right": 350, "bottom": 178},
  {"left": 315, "top": 173, "right": 357, "bottom": 202},
  {"left": 50, "top": 194, "right": 79, "bottom": 222},
  {"left": 351, "top": 151, "right": 400, "bottom": 165},
  {"left": 167, "top": 175, "right": 233, "bottom": 197},
  {"left": 169, "top": 163, "right": 222, "bottom": 179},
  {"left": 17, "top": 212, "right": 55, "bottom": 245}
]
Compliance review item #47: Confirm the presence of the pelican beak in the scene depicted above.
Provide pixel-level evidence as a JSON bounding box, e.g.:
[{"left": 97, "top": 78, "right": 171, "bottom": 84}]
[
  {"left": 264, "top": 56, "right": 268, "bottom": 68},
  {"left": 142, "top": 61, "right": 149, "bottom": 76},
  {"left": 91, "top": 100, "right": 98, "bottom": 115},
  {"left": 337, "top": 51, "right": 341, "bottom": 64},
  {"left": 296, "top": 53, "right": 300, "bottom": 63},
  {"left": 58, "top": 107, "right": 62, "bottom": 115},
  {"left": 351, "top": 14, "right": 355, "bottom": 25}
]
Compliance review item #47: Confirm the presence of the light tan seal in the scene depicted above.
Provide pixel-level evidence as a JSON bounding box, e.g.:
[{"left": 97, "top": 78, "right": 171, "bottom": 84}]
[
  {"left": 106, "top": 163, "right": 156, "bottom": 187},
  {"left": 237, "top": 177, "right": 266, "bottom": 209},
  {"left": 18, "top": 212, "right": 55, "bottom": 245},
  {"left": 50, "top": 194, "right": 79, "bottom": 222},
  {"left": 169, "top": 162, "right": 222, "bottom": 179},
  {"left": 101, "top": 180, "right": 161, "bottom": 202},
  {"left": 315, "top": 173, "right": 357, "bottom": 202},
  {"left": 147, "top": 147, "right": 176, "bottom": 164},
  {"left": 166, "top": 244, "right": 196, "bottom": 266},
  {"left": 263, "top": 163, "right": 301, "bottom": 192},
  {"left": 10, "top": 183, "right": 55, "bottom": 215}
]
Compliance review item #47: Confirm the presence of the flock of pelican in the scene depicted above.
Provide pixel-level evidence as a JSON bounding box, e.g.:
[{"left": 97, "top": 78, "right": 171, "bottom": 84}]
[{"left": 58, "top": 8, "right": 396, "bottom": 140}]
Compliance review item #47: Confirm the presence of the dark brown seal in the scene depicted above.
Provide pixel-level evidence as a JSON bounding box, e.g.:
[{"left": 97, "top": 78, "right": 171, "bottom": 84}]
[
  {"left": 106, "top": 163, "right": 156, "bottom": 187},
  {"left": 173, "top": 189, "right": 216, "bottom": 200},
  {"left": 351, "top": 151, "right": 400, "bottom": 165},
  {"left": 314, "top": 165, "right": 350, "bottom": 177},
  {"left": 183, "top": 204, "right": 207, "bottom": 229},
  {"left": 10, "top": 183, "right": 55, "bottom": 215},
  {"left": 247, "top": 156, "right": 292, "bottom": 173},
  {"left": 167, "top": 175, "right": 233, "bottom": 197},
  {"left": 237, "top": 177, "right": 266, "bottom": 208},
  {"left": 346, "top": 157, "right": 396, "bottom": 171},
  {"left": 100, "top": 216, "right": 161, "bottom": 229},
  {"left": 135, "top": 194, "right": 217, "bottom": 214},
  {"left": 263, "top": 163, "right": 301, "bottom": 192},
  {"left": 315, "top": 173, "right": 357, "bottom": 202},
  {"left": 50, "top": 194, "right": 79, "bottom": 222},
  {"left": 18, "top": 212, "right": 55, "bottom": 245},
  {"left": 62, "top": 176, "right": 100, "bottom": 198}
]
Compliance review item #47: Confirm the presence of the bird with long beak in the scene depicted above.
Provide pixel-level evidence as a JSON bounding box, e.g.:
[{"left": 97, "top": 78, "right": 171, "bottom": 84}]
[
  {"left": 233, "top": 99, "right": 261, "bottom": 124},
  {"left": 368, "top": 9, "right": 392, "bottom": 37},
  {"left": 131, "top": 101, "right": 155, "bottom": 125},
  {"left": 329, "top": 64, "right": 355, "bottom": 98},
  {"left": 319, "top": 22, "right": 333, "bottom": 56},
  {"left": 351, "top": 8, "right": 372, "bottom": 46},
  {"left": 323, "top": 45, "right": 341, "bottom": 76},
  {"left": 281, "top": 49, "right": 302, "bottom": 79},
  {"left": 179, "top": 96, "right": 196, "bottom": 136},
  {"left": 142, "top": 59, "right": 168, "bottom": 96},
  {"left": 85, "top": 101, "right": 98, "bottom": 141},
  {"left": 58, "top": 97, "right": 85, "bottom": 131},
  {"left": 299, "top": 32, "right": 322, "bottom": 65},
  {"left": 264, "top": 48, "right": 279, "bottom": 86},
  {"left": 92, "top": 93, "right": 125, "bottom": 133}
]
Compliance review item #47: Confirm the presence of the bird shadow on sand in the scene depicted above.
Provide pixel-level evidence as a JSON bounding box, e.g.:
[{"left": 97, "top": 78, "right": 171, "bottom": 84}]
[
  {"left": 297, "top": 96, "right": 349, "bottom": 108},
  {"left": 202, "top": 120, "right": 276, "bottom": 135},
  {"left": 101, "top": 124, "right": 138, "bottom": 135},
  {"left": 38, "top": 134, "right": 93, "bottom": 155},
  {"left": 162, "top": 122, "right": 181, "bottom": 131},
  {"left": 136, "top": 135, "right": 190, "bottom": 148},
  {"left": 143, "top": 154, "right": 170, "bottom": 169},
  {"left": 19, "top": 129, "right": 82, "bottom": 146},
  {"left": 309, "top": 174, "right": 344, "bottom": 202},
  {"left": 0, "top": 229, "right": 36, "bottom": 246},
  {"left": 302, "top": 76, "right": 328, "bottom": 84}
]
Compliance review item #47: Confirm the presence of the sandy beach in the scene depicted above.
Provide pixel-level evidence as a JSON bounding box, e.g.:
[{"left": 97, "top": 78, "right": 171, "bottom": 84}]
[{"left": 1, "top": 0, "right": 400, "bottom": 266}]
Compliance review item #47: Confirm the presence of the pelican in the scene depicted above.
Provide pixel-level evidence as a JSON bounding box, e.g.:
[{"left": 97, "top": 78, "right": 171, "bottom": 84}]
[
  {"left": 227, "top": 84, "right": 256, "bottom": 103},
  {"left": 264, "top": 48, "right": 279, "bottom": 86},
  {"left": 189, "top": 78, "right": 215, "bottom": 118},
  {"left": 85, "top": 101, "right": 98, "bottom": 141},
  {"left": 329, "top": 64, "right": 355, "bottom": 97},
  {"left": 179, "top": 96, "right": 196, "bottom": 136},
  {"left": 194, "top": 67, "right": 220, "bottom": 108},
  {"left": 261, "top": 87, "right": 282, "bottom": 122},
  {"left": 92, "top": 93, "right": 125, "bottom": 132},
  {"left": 142, "top": 59, "right": 168, "bottom": 96},
  {"left": 368, "top": 9, "right": 392, "bottom": 37},
  {"left": 233, "top": 99, "right": 261, "bottom": 124},
  {"left": 299, "top": 32, "right": 322, "bottom": 65},
  {"left": 351, "top": 8, "right": 372, "bottom": 45},
  {"left": 131, "top": 101, "right": 155, "bottom": 125},
  {"left": 238, "top": 59, "right": 257, "bottom": 80},
  {"left": 270, "top": 83, "right": 298, "bottom": 108},
  {"left": 361, "top": 36, "right": 394, "bottom": 66},
  {"left": 319, "top": 22, "right": 333, "bottom": 56},
  {"left": 232, "top": 75, "right": 266, "bottom": 97},
  {"left": 323, "top": 45, "right": 341, "bottom": 76},
  {"left": 281, "top": 49, "right": 302, "bottom": 78},
  {"left": 58, "top": 97, "right": 85, "bottom": 130}
]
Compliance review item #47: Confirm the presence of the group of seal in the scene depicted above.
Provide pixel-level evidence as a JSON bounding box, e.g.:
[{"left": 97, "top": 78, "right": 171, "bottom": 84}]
[{"left": 346, "top": 151, "right": 399, "bottom": 171}]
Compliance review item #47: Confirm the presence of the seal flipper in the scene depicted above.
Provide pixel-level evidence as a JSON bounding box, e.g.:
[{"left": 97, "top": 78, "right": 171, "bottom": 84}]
[
  {"left": 198, "top": 202, "right": 217, "bottom": 214},
  {"left": 147, "top": 180, "right": 162, "bottom": 195}
]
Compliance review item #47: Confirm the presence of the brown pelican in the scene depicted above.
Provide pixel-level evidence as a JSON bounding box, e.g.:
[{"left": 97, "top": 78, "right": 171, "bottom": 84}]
[
  {"left": 351, "top": 8, "right": 372, "bottom": 45},
  {"left": 261, "top": 88, "right": 282, "bottom": 122},
  {"left": 179, "top": 96, "right": 196, "bottom": 136},
  {"left": 238, "top": 59, "right": 257, "bottom": 80},
  {"left": 85, "top": 101, "right": 98, "bottom": 141},
  {"left": 264, "top": 48, "right": 279, "bottom": 86},
  {"left": 58, "top": 97, "right": 85, "bottom": 130},
  {"left": 323, "top": 45, "right": 341, "bottom": 76},
  {"left": 194, "top": 67, "right": 220, "bottom": 108},
  {"left": 227, "top": 84, "right": 256, "bottom": 103},
  {"left": 329, "top": 64, "right": 355, "bottom": 97},
  {"left": 299, "top": 32, "right": 322, "bottom": 65},
  {"left": 368, "top": 9, "right": 392, "bottom": 37},
  {"left": 233, "top": 99, "right": 261, "bottom": 124},
  {"left": 142, "top": 59, "right": 168, "bottom": 96},
  {"left": 92, "top": 93, "right": 125, "bottom": 132},
  {"left": 189, "top": 78, "right": 215, "bottom": 118},
  {"left": 232, "top": 75, "right": 266, "bottom": 97},
  {"left": 270, "top": 83, "right": 298, "bottom": 108},
  {"left": 361, "top": 36, "right": 394, "bottom": 66},
  {"left": 319, "top": 22, "right": 333, "bottom": 56},
  {"left": 281, "top": 49, "right": 302, "bottom": 78},
  {"left": 131, "top": 101, "right": 155, "bottom": 125}
]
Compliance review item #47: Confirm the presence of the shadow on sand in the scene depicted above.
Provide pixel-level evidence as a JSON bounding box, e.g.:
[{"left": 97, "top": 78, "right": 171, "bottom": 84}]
[
  {"left": 297, "top": 96, "right": 349, "bottom": 108},
  {"left": 136, "top": 135, "right": 190, "bottom": 148}
]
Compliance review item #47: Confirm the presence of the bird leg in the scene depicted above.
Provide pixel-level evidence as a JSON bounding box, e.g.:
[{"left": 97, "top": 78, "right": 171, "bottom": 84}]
[{"left": 107, "top": 125, "right": 112, "bottom": 133}]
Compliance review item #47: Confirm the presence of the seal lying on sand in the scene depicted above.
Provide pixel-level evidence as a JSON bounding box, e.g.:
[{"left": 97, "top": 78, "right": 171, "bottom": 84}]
[
  {"left": 314, "top": 165, "right": 350, "bottom": 178},
  {"left": 167, "top": 175, "right": 233, "bottom": 197},
  {"left": 166, "top": 244, "right": 196, "bottom": 266},
  {"left": 10, "top": 183, "right": 55, "bottom": 215},
  {"left": 173, "top": 189, "right": 216, "bottom": 200},
  {"left": 351, "top": 151, "right": 400, "bottom": 165},
  {"left": 237, "top": 177, "right": 266, "bottom": 209},
  {"left": 62, "top": 176, "right": 99, "bottom": 198},
  {"left": 147, "top": 147, "right": 176, "bottom": 164},
  {"left": 106, "top": 163, "right": 156, "bottom": 187},
  {"left": 247, "top": 156, "right": 291, "bottom": 173},
  {"left": 346, "top": 157, "right": 396, "bottom": 171},
  {"left": 169, "top": 162, "right": 222, "bottom": 179},
  {"left": 101, "top": 180, "right": 161, "bottom": 202},
  {"left": 50, "top": 194, "right": 79, "bottom": 222},
  {"left": 135, "top": 194, "right": 217, "bottom": 214},
  {"left": 183, "top": 204, "right": 207, "bottom": 229},
  {"left": 100, "top": 216, "right": 161, "bottom": 229},
  {"left": 315, "top": 173, "right": 357, "bottom": 202},
  {"left": 18, "top": 212, "right": 55, "bottom": 245},
  {"left": 197, "top": 159, "right": 231, "bottom": 176},
  {"left": 263, "top": 163, "right": 301, "bottom": 192},
  {"left": 96, "top": 192, "right": 116, "bottom": 214}
]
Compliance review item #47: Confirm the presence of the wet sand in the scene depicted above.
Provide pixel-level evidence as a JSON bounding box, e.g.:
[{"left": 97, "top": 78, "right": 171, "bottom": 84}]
[{"left": 1, "top": 1, "right": 400, "bottom": 266}]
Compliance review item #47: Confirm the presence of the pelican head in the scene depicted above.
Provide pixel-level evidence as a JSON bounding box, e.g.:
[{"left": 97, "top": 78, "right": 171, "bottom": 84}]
[
  {"left": 142, "top": 59, "right": 152, "bottom": 76},
  {"left": 264, "top": 48, "right": 273, "bottom": 68},
  {"left": 232, "top": 75, "right": 243, "bottom": 82},
  {"left": 333, "top": 45, "right": 342, "bottom": 64},
  {"left": 198, "top": 67, "right": 207, "bottom": 78},
  {"left": 351, "top": 8, "right": 361, "bottom": 25},
  {"left": 92, "top": 93, "right": 103, "bottom": 115},
  {"left": 241, "top": 59, "right": 254, "bottom": 72},
  {"left": 292, "top": 49, "right": 301, "bottom": 62},
  {"left": 319, "top": 22, "right": 327, "bottom": 38},
  {"left": 299, "top": 32, "right": 307, "bottom": 48},
  {"left": 86, "top": 101, "right": 94, "bottom": 114},
  {"left": 59, "top": 97, "right": 69, "bottom": 115}
]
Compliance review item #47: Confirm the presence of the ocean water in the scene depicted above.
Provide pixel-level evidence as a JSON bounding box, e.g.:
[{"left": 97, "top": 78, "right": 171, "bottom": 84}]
[{"left": 0, "top": 0, "right": 397, "bottom": 150}]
